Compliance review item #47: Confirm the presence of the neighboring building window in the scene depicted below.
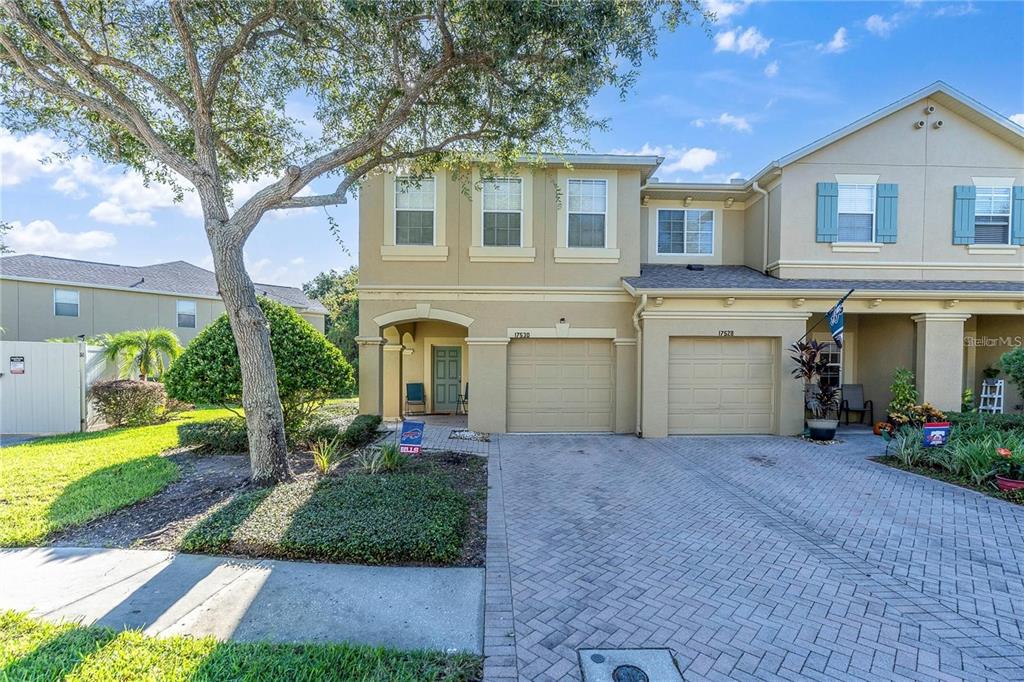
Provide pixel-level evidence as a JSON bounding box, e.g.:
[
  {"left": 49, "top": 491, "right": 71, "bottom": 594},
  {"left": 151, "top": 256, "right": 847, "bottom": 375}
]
[
  {"left": 482, "top": 178, "right": 523, "bottom": 247},
  {"left": 657, "top": 209, "right": 713, "bottom": 255},
  {"left": 394, "top": 176, "right": 435, "bottom": 245},
  {"left": 974, "top": 186, "right": 1012, "bottom": 245},
  {"left": 53, "top": 288, "right": 79, "bottom": 317},
  {"left": 837, "top": 184, "right": 875, "bottom": 242},
  {"left": 176, "top": 300, "right": 197, "bottom": 328},
  {"left": 567, "top": 178, "right": 607, "bottom": 248}
]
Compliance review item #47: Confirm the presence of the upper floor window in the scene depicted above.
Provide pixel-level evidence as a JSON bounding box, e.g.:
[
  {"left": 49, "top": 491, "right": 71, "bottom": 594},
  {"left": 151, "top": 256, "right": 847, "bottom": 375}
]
[
  {"left": 567, "top": 179, "right": 607, "bottom": 248},
  {"left": 837, "top": 184, "right": 875, "bottom": 242},
  {"left": 394, "top": 176, "right": 435, "bottom": 246},
  {"left": 482, "top": 178, "right": 522, "bottom": 247},
  {"left": 974, "top": 186, "right": 1012, "bottom": 245},
  {"left": 657, "top": 209, "right": 713, "bottom": 255},
  {"left": 53, "top": 288, "right": 79, "bottom": 317},
  {"left": 176, "top": 300, "right": 197, "bottom": 328}
]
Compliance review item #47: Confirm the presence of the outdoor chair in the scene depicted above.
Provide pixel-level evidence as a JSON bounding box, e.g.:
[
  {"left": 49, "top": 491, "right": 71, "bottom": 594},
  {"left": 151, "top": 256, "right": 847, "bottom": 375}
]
[
  {"left": 405, "top": 382, "right": 426, "bottom": 415},
  {"left": 455, "top": 383, "right": 469, "bottom": 415},
  {"left": 841, "top": 384, "right": 873, "bottom": 425}
]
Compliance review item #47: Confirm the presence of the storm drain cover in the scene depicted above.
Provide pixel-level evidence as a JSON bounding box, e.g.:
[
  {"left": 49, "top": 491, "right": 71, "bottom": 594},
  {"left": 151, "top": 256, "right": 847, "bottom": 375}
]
[{"left": 578, "top": 649, "right": 683, "bottom": 682}]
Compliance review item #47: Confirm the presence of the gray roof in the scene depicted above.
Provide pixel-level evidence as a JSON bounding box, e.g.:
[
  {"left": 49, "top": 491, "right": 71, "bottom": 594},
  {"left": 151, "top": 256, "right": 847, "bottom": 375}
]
[
  {"left": 624, "top": 264, "right": 1024, "bottom": 294},
  {"left": 0, "top": 254, "right": 328, "bottom": 314}
]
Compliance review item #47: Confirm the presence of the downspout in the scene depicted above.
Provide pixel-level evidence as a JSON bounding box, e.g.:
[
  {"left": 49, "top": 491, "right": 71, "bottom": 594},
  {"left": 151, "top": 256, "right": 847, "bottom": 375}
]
[
  {"left": 632, "top": 293, "right": 647, "bottom": 437},
  {"left": 752, "top": 180, "right": 770, "bottom": 274}
]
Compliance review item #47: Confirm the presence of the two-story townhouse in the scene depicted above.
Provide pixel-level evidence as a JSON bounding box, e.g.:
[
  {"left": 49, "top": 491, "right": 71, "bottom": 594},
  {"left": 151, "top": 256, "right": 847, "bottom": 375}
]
[{"left": 358, "top": 82, "right": 1023, "bottom": 436}]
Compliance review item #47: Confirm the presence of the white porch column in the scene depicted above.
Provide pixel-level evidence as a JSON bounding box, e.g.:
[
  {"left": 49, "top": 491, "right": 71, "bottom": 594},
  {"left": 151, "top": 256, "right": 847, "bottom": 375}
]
[
  {"left": 382, "top": 340, "right": 405, "bottom": 420},
  {"left": 912, "top": 313, "right": 971, "bottom": 412},
  {"left": 356, "top": 336, "right": 384, "bottom": 416}
]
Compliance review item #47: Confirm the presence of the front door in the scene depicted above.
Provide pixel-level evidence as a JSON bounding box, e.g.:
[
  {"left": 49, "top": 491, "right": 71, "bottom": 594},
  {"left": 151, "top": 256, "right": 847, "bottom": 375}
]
[{"left": 432, "top": 346, "right": 462, "bottom": 413}]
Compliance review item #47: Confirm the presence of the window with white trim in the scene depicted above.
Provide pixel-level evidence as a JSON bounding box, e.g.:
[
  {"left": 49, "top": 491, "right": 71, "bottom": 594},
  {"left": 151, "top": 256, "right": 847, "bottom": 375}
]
[
  {"left": 482, "top": 178, "right": 522, "bottom": 247},
  {"left": 394, "top": 176, "right": 435, "bottom": 245},
  {"left": 53, "top": 288, "right": 79, "bottom": 317},
  {"left": 837, "top": 184, "right": 875, "bottom": 242},
  {"left": 974, "top": 186, "right": 1012, "bottom": 245},
  {"left": 176, "top": 300, "right": 197, "bottom": 328},
  {"left": 657, "top": 209, "right": 713, "bottom": 255},
  {"left": 567, "top": 179, "right": 607, "bottom": 248}
]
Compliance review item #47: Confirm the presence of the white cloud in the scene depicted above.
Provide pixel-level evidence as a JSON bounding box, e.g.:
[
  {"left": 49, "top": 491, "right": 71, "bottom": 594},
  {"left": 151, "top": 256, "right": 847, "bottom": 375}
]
[
  {"left": 932, "top": 2, "right": 977, "bottom": 17},
  {"left": 819, "top": 27, "right": 849, "bottom": 54},
  {"left": 714, "top": 26, "right": 772, "bottom": 57},
  {"left": 610, "top": 144, "right": 721, "bottom": 176},
  {"left": 0, "top": 129, "right": 66, "bottom": 186},
  {"left": 6, "top": 220, "right": 116, "bottom": 257},
  {"left": 763, "top": 60, "right": 779, "bottom": 78},
  {"left": 1010, "top": 113, "right": 1024, "bottom": 127},
  {"left": 88, "top": 200, "right": 156, "bottom": 226},
  {"left": 865, "top": 14, "right": 893, "bottom": 37},
  {"left": 694, "top": 112, "right": 753, "bottom": 133},
  {"left": 704, "top": 0, "right": 751, "bottom": 23},
  {"left": 245, "top": 253, "right": 314, "bottom": 287}
]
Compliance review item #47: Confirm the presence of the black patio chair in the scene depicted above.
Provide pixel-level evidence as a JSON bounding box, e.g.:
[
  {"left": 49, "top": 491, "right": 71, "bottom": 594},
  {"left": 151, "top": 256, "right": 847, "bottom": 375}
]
[{"left": 841, "top": 384, "right": 873, "bottom": 425}]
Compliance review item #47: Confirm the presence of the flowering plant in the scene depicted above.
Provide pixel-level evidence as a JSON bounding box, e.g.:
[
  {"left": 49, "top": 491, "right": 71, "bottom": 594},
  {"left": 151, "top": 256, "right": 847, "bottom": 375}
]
[
  {"left": 888, "top": 403, "right": 946, "bottom": 428},
  {"left": 993, "top": 447, "right": 1024, "bottom": 480}
]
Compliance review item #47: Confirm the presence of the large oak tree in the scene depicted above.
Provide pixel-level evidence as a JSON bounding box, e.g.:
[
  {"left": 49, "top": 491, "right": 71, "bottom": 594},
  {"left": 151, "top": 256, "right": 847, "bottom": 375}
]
[{"left": 0, "top": 0, "right": 704, "bottom": 482}]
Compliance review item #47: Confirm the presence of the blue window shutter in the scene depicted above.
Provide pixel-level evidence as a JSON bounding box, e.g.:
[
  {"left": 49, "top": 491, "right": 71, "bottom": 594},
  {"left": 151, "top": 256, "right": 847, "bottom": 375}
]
[
  {"left": 1011, "top": 186, "right": 1024, "bottom": 246},
  {"left": 875, "top": 183, "right": 898, "bottom": 243},
  {"left": 952, "top": 185, "right": 976, "bottom": 245},
  {"left": 816, "top": 182, "right": 838, "bottom": 243}
]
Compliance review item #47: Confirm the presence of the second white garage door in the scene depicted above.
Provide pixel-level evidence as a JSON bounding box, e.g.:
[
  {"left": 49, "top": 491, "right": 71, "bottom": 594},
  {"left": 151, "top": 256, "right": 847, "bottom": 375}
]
[
  {"left": 668, "top": 337, "right": 777, "bottom": 434},
  {"left": 507, "top": 339, "right": 613, "bottom": 432}
]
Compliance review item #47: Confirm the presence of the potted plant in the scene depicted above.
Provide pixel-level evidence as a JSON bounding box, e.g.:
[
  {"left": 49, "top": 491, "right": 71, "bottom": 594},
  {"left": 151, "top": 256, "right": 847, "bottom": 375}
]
[
  {"left": 994, "top": 447, "right": 1024, "bottom": 492},
  {"left": 982, "top": 365, "right": 1001, "bottom": 381},
  {"left": 789, "top": 340, "right": 840, "bottom": 440}
]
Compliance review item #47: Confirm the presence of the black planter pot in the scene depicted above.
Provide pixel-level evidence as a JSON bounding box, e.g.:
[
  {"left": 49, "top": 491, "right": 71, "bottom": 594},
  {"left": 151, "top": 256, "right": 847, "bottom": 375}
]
[{"left": 807, "top": 419, "right": 838, "bottom": 441}]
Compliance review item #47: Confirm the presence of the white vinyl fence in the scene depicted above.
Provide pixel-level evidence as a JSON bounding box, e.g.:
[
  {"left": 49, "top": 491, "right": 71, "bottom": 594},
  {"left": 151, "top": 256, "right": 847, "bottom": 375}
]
[{"left": 0, "top": 341, "right": 113, "bottom": 435}]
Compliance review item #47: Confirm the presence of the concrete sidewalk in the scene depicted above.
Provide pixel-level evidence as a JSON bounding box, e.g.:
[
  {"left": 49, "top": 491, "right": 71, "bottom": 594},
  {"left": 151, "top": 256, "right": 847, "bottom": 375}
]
[{"left": 0, "top": 547, "right": 483, "bottom": 653}]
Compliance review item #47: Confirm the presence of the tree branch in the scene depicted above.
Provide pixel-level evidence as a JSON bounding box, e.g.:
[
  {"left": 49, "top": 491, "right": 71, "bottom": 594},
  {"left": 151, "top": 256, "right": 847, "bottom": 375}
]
[
  {"left": 204, "top": 4, "right": 282, "bottom": 101},
  {"left": 168, "top": 0, "right": 207, "bottom": 118}
]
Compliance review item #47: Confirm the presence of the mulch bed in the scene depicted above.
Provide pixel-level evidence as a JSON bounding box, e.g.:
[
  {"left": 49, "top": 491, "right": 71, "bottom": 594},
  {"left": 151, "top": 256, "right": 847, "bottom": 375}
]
[
  {"left": 872, "top": 456, "right": 1024, "bottom": 506},
  {"left": 49, "top": 447, "right": 488, "bottom": 567}
]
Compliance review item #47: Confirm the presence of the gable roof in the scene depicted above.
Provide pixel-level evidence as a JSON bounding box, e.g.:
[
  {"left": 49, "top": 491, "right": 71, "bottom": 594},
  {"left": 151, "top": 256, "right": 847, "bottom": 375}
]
[
  {"left": 0, "top": 254, "right": 327, "bottom": 314},
  {"left": 746, "top": 81, "right": 1024, "bottom": 185}
]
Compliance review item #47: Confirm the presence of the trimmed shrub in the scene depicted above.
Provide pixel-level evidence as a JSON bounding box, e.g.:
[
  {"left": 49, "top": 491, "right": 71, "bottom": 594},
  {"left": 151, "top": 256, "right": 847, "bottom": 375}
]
[
  {"left": 291, "top": 414, "right": 345, "bottom": 448},
  {"left": 178, "top": 416, "right": 249, "bottom": 453},
  {"left": 164, "top": 297, "right": 353, "bottom": 432},
  {"left": 90, "top": 379, "right": 167, "bottom": 427},
  {"left": 1000, "top": 347, "right": 1024, "bottom": 399},
  {"left": 947, "top": 412, "right": 1024, "bottom": 434},
  {"left": 342, "top": 414, "right": 383, "bottom": 448}
]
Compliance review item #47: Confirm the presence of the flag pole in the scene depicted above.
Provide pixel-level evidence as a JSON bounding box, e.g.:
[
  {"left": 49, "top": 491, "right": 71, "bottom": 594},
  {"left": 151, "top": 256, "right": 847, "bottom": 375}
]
[{"left": 795, "top": 288, "right": 855, "bottom": 346}]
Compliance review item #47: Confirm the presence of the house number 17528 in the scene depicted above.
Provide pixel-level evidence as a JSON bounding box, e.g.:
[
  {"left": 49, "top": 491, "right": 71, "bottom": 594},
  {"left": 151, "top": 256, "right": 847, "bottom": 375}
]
[{"left": 718, "top": 330, "right": 735, "bottom": 337}]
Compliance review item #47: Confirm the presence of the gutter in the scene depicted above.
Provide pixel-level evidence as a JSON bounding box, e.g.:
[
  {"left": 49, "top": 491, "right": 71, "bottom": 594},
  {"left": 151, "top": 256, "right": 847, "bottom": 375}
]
[
  {"left": 631, "top": 293, "right": 647, "bottom": 437},
  {"left": 751, "top": 181, "right": 770, "bottom": 274},
  {"left": 620, "top": 286, "right": 1023, "bottom": 300}
]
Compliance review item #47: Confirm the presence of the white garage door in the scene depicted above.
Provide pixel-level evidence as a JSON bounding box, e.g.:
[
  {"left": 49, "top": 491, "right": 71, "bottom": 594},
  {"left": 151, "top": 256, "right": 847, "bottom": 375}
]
[
  {"left": 668, "top": 337, "right": 776, "bottom": 434},
  {"left": 507, "top": 339, "right": 613, "bottom": 432}
]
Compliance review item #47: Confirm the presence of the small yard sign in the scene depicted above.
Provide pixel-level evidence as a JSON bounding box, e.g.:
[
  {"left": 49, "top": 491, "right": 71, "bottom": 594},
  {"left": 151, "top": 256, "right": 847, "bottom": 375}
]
[
  {"left": 9, "top": 356, "right": 25, "bottom": 375},
  {"left": 399, "top": 420, "right": 425, "bottom": 455},
  {"left": 922, "top": 422, "right": 951, "bottom": 448}
]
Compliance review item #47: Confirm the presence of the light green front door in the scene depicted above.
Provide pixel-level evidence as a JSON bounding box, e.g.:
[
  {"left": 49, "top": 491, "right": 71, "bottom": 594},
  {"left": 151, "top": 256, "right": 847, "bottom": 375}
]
[{"left": 432, "top": 346, "right": 462, "bottom": 413}]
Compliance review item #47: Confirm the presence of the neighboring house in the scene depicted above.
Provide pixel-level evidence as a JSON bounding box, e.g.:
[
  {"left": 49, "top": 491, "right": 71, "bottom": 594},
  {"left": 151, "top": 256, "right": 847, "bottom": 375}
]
[
  {"left": 358, "top": 81, "right": 1023, "bottom": 436},
  {"left": 0, "top": 255, "right": 327, "bottom": 343}
]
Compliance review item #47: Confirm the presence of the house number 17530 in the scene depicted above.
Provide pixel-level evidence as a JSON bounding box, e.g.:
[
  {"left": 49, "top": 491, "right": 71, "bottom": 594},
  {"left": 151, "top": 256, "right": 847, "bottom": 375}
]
[{"left": 513, "top": 331, "right": 531, "bottom": 339}]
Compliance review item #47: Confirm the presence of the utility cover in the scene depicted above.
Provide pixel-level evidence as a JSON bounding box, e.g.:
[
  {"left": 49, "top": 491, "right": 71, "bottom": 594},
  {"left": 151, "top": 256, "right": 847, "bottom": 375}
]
[{"left": 577, "top": 649, "right": 683, "bottom": 682}]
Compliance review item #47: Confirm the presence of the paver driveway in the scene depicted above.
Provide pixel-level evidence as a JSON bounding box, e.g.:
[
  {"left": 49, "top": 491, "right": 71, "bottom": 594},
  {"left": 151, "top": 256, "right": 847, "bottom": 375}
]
[{"left": 483, "top": 432, "right": 1024, "bottom": 681}]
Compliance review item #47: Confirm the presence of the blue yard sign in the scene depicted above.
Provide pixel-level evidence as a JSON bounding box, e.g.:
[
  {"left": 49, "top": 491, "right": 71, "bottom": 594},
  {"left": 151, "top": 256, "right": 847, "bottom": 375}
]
[
  {"left": 922, "top": 422, "right": 951, "bottom": 448},
  {"left": 399, "top": 420, "right": 425, "bottom": 455}
]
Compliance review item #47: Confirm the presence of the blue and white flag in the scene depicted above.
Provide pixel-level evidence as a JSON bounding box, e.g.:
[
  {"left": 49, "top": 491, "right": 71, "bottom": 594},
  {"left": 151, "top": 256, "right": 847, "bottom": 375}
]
[{"left": 828, "top": 302, "right": 845, "bottom": 349}]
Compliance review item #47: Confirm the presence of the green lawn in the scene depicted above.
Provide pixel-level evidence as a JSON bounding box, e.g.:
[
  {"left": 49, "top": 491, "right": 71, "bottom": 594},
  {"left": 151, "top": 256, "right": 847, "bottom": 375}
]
[
  {"left": 0, "top": 611, "right": 481, "bottom": 682},
  {"left": 0, "top": 408, "right": 233, "bottom": 546}
]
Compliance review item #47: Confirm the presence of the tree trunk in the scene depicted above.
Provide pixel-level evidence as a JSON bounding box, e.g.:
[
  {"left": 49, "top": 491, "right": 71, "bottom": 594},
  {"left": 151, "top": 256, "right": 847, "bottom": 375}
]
[{"left": 208, "top": 226, "right": 291, "bottom": 484}]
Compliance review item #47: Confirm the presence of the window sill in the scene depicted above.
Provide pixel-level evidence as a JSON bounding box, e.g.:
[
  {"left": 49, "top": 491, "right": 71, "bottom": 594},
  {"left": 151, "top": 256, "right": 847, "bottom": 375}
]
[
  {"left": 380, "top": 245, "right": 448, "bottom": 261},
  {"left": 553, "top": 247, "right": 620, "bottom": 264},
  {"left": 967, "top": 244, "right": 1019, "bottom": 256},
  {"left": 831, "top": 243, "right": 881, "bottom": 254},
  {"left": 469, "top": 246, "right": 536, "bottom": 263}
]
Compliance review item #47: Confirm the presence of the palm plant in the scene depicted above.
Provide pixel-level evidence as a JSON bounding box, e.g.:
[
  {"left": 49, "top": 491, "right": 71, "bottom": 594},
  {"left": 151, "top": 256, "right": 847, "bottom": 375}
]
[{"left": 103, "top": 328, "right": 183, "bottom": 381}]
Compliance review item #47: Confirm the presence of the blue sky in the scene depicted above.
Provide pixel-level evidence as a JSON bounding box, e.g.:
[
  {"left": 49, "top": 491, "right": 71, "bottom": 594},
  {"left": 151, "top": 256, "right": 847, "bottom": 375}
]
[{"left": 2, "top": 0, "right": 1022, "bottom": 288}]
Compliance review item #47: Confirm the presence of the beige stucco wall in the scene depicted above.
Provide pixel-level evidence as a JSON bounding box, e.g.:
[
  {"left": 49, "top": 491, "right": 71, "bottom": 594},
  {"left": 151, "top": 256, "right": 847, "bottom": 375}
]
[
  {"left": 974, "top": 315, "right": 1024, "bottom": 412},
  {"left": 742, "top": 192, "right": 766, "bottom": 271},
  {"left": 359, "top": 166, "right": 644, "bottom": 289},
  {"left": 851, "top": 314, "right": 917, "bottom": 413},
  {"left": 0, "top": 279, "right": 325, "bottom": 342},
  {"left": 773, "top": 96, "right": 1024, "bottom": 281}
]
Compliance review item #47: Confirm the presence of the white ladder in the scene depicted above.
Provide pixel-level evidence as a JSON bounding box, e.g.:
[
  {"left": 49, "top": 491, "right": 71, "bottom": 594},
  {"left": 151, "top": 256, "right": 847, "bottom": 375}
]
[{"left": 979, "top": 379, "right": 1004, "bottom": 414}]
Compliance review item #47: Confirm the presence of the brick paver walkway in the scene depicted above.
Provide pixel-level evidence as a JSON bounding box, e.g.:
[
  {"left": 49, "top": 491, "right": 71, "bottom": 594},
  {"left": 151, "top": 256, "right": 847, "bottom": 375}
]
[
  {"left": 483, "top": 432, "right": 1024, "bottom": 681},
  {"left": 382, "top": 414, "right": 494, "bottom": 456}
]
